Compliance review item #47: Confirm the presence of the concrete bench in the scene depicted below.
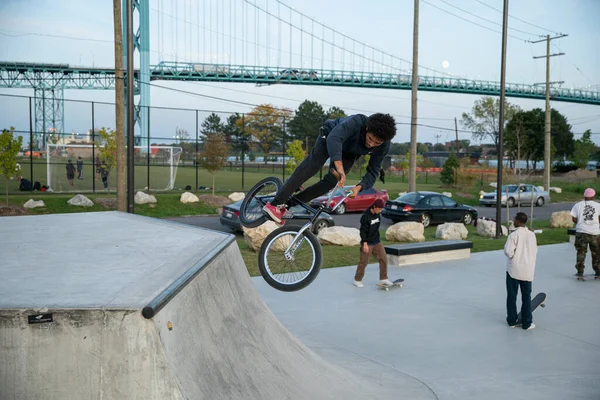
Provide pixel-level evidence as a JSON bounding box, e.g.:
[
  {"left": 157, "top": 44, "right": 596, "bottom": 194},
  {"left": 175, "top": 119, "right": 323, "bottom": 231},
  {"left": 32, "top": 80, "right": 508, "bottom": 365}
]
[{"left": 384, "top": 240, "right": 473, "bottom": 267}]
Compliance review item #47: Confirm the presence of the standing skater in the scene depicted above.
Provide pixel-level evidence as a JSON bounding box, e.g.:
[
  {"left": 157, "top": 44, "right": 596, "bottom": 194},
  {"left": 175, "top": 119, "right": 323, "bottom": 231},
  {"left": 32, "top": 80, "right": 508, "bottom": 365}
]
[
  {"left": 353, "top": 198, "right": 393, "bottom": 288},
  {"left": 504, "top": 212, "right": 538, "bottom": 330},
  {"left": 570, "top": 188, "right": 600, "bottom": 280}
]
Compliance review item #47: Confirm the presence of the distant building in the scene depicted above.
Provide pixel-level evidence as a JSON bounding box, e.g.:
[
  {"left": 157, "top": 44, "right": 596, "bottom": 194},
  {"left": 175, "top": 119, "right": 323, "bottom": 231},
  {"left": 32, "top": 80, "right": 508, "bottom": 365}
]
[{"left": 422, "top": 151, "right": 481, "bottom": 168}]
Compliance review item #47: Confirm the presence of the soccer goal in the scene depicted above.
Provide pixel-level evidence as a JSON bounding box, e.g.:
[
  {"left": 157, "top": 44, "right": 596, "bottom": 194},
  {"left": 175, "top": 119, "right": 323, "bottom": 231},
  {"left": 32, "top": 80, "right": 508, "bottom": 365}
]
[{"left": 46, "top": 143, "right": 183, "bottom": 193}]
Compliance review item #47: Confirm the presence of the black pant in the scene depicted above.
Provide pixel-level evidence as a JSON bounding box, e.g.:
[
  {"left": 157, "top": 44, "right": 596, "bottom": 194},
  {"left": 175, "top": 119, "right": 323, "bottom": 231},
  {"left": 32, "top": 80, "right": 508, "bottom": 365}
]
[
  {"left": 506, "top": 272, "right": 532, "bottom": 329},
  {"left": 273, "top": 134, "right": 358, "bottom": 206}
]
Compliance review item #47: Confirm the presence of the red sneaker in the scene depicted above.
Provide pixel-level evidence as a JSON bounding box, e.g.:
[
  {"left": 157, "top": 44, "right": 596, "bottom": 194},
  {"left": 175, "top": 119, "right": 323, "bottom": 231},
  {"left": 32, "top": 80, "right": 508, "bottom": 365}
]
[{"left": 263, "top": 202, "right": 287, "bottom": 224}]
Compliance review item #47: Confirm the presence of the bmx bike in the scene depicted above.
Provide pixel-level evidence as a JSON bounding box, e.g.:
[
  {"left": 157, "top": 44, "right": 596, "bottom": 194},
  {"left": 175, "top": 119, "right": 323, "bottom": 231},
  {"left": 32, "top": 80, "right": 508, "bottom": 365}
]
[{"left": 239, "top": 176, "right": 352, "bottom": 292}]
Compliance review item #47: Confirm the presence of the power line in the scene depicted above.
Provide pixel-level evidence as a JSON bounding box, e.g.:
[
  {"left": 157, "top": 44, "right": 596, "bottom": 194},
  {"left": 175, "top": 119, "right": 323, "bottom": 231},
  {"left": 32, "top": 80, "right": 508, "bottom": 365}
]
[
  {"left": 0, "top": 30, "right": 112, "bottom": 43},
  {"left": 472, "top": 0, "right": 562, "bottom": 35},
  {"left": 421, "top": 0, "right": 531, "bottom": 42},
  {"left": 436, "top": 0, "right": 540, "bottom": 37}
]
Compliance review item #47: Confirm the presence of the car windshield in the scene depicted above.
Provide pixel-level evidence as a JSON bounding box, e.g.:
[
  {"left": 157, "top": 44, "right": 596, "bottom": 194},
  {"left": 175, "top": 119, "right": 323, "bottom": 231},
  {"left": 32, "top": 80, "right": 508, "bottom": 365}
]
[
  {"left": 500, "top": 185, "right": 518, "bottom": 193},
  {"left": 395, "top": 192, "right": 426, "bottom": 204}
]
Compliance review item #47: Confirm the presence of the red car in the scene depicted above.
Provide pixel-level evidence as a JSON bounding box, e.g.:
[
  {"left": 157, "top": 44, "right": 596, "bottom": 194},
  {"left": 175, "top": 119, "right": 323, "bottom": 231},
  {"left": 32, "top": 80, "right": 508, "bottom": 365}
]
[{"left": 309, "top": 185, "right": 389, "bottom": 215}]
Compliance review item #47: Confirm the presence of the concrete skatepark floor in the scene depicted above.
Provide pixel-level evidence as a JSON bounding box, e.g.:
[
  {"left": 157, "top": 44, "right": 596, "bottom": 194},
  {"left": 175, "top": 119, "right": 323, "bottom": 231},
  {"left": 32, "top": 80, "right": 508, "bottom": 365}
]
[{"left": 255, "top": 243, "right": 600, "bottom": 400}]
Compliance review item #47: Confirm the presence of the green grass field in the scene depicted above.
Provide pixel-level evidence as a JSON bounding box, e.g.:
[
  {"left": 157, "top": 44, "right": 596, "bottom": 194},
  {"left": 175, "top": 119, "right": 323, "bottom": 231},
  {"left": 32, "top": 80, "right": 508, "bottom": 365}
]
[{"left": 238, "top": 220, "right": 569, "bottom": 277}]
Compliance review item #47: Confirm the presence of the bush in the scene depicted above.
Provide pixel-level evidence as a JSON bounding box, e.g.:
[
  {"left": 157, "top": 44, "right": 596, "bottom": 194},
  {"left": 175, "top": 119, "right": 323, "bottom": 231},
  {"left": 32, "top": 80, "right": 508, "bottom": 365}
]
[
  {"left": 440, "top": 152, "right": 459, "bottom": 185},
  {"left": 553, "top": 161, "right": 578, "bottom": 173}
]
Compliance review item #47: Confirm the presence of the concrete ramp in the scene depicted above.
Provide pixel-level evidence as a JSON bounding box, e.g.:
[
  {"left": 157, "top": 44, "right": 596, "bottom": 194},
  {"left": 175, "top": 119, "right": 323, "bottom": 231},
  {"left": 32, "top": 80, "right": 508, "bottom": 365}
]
[{"left": 0, "top": 212, "right": 420, "bottom": 399}]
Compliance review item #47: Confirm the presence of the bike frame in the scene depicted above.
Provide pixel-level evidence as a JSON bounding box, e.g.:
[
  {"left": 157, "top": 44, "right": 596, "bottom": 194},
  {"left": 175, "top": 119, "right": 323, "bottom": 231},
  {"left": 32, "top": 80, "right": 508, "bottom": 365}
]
[{"left": 281, "top": 188, "right": 353, "bottom": 260}]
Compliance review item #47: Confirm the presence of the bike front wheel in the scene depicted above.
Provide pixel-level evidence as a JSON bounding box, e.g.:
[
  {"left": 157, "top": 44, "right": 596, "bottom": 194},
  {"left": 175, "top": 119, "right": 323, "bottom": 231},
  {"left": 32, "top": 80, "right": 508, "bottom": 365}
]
[
  {"left": 258, "top": 226, "right": 323, "bottom": 292},
  {"left": 239, "top": 176, "right": 284, "bottom": 228}
]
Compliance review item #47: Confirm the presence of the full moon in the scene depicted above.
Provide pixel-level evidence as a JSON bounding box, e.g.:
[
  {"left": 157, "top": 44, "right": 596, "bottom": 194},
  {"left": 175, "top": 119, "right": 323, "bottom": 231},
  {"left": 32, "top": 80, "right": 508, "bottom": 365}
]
[{"left": 442, "top": 60, "right": 450, "bottom": 69}]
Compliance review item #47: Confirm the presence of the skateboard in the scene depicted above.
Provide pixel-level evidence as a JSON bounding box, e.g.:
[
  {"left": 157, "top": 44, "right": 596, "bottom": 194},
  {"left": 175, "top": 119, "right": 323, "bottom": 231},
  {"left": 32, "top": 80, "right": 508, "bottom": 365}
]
[
  {"left": 516, "top": 292, "right": 546, "bottom": 324},
  {"left": 377, "top": 278, "right": 404, "bottom": 291},
  {"left": 573, "top": 273, "right": 600, "bottom": 281}
]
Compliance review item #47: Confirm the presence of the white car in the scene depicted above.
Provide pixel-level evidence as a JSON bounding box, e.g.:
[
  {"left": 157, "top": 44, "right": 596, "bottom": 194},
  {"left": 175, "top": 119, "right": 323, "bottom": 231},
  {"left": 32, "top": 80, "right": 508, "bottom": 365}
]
[{"left": 479, "top": 184, "right": 551, "bottom": 207}]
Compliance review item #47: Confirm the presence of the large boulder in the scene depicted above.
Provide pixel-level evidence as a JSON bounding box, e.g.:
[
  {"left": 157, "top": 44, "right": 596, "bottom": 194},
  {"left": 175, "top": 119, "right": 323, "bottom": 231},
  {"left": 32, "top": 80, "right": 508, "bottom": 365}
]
[
  {"left": 549, "top": 211, "right": 574, "bottom": 228},
  {"left": 228, "top": 192, "right": 245, "bottom": 202},
  {"left": 242, "top": 221, "right": 283, "bottom": 252},
  {"left": 442, "top": 192, "right": 452, "bottom": 198},
  {"left": 549, "top": 187, "right": 562, "bottom": 194},
  {"left": 180, "top": 192, "right": 200, "bottom": 204},
  {"left": 476, "top": 218, "right": 507, "bottom": 237},
  {"left": 385, "top": 222, "right": 425, "bottom": 242},
  {"left": 135, "top": 191, "right": 157, "bottom": 204},
  {"left": 23, "top": 199, "right": 45, "bottom": 209},
  {"left": 67, "top": 194, "right": 94, "bottom": 207},
  {"left": 317, "top": 226, "right": 361, "bottom": 246},
  {"left": 435, "top": 223, "right": 468, "bottom": 240}
]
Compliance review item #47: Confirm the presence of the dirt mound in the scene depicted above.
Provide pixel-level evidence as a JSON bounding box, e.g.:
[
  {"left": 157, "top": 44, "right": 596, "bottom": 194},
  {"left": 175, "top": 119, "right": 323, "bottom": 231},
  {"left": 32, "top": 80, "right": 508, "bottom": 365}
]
[
  {"left": 0, "top": 203, "right": 29, "bottom": 216},
  {"left": 198, "top": 194, "right": 232, "bottom": 207}
]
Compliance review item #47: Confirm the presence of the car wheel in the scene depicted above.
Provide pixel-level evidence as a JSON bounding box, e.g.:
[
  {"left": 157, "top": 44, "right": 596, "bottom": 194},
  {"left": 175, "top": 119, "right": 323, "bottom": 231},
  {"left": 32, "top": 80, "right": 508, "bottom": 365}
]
[
  {"left": 335, "top": 203, "right": 346, "bottom": 215},
  {"left": 422, "top": 213, "right": 431, "bottom": 228},
  {"left": 313, "top": 220, "right": 329, "bottom": 234},
  {"left": 462, "top": 212, "right": 473, "bottom": 225},
  {"left": 507, "top": 197, "right": 515, "bottom": 207},
  {"left": 536, "top": 197, "right": 545, "bottom": 207}
]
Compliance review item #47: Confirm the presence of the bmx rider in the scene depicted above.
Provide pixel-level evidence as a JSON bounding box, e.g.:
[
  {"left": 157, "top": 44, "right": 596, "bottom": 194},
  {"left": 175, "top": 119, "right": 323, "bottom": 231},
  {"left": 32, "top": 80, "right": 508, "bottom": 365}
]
[{"left": 263, "top": 113, "right": 397, "bottom": 224}]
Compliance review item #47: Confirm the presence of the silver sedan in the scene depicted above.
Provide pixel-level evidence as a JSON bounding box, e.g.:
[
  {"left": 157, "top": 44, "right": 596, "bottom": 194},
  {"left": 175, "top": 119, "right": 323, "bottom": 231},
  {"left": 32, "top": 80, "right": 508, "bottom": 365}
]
[{"left": 479, "top": 184, "right": 551, "bottom": 207}]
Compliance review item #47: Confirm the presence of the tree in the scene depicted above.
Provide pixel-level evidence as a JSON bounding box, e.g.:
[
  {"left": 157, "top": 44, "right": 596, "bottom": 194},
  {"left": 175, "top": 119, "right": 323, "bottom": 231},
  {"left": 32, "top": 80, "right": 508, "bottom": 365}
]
[
  {"left": 417, "top": 143, "right": 429, "bottom": 154},
  {"left": 236, "top": 104, "right": 292, "bottom": 163},
  {"left": 399, "top": 151, "right": 423, "bottom": 170},
  {"left": 573, "top": 130, "right": 595, "bottom": 169},
  {"left": 433, "top": 143, "right": 446, "bottom": 151},
  {"left": 461, "top": 96, "right": 520, "bottom": 152},
  {"left": 505, "top": 111, "right": 535, "bottom": 172},
  {"left": 223, "top": 113, "right": 249, "bottom": 160},
  {"left": 0, "top": 127, "right": 23, "bottom": 203},
  {"left": 390, "top": 142, "right": 410, "bottom": 155},
  {"left": 326, "top": 106, "right": 346, "bottom": 119},
  {"left": 550, "top": 108, "right": 575, "bottom": 159},
  {"left": 440, "top": 152, "right": 460, "bottom": 186},
  {"left": 95, "top": 127, "right": 117, "bottom": 171},
  {"left": 198, "top": 133, "right": 230, "bottom": 195},
  {"left": 285, "top": 140, "right": 306, "bottom": 174},
  {"left": 288, "top": 100, "right": 326, "bottom": 143},
  {"left": 200, "top": 113, "right": 224, "bottom": 142}
]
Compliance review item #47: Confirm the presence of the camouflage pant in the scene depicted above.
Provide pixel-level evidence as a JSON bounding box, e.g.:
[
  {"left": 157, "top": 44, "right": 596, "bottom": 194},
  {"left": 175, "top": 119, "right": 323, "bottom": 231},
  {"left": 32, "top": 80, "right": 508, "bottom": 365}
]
[{"left": 574, "top": 233, "right": 600, "bottom": 274}]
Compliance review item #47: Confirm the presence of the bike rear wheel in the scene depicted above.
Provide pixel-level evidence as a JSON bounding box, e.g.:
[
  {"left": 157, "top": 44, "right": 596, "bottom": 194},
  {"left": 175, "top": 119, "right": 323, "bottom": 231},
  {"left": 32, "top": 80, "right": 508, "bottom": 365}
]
[
  {"left": 239, "top": 176, "right": 284, "bottom": 228},
  {"left": 258, "top": 226, "right": 322, "bottom": 292}
]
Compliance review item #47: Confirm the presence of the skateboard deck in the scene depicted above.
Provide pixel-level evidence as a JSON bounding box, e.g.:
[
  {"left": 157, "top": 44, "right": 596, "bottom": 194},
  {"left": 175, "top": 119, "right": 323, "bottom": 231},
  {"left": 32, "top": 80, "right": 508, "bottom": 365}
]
[
  {"left": 377, "top": 278, "right": 404, "bottom": 291},
  {"left": 573, "top": 273, "right": 600, "bottom": 281},
  {"left": 516, "top": 292, "right": 546, "bottom": 324}
]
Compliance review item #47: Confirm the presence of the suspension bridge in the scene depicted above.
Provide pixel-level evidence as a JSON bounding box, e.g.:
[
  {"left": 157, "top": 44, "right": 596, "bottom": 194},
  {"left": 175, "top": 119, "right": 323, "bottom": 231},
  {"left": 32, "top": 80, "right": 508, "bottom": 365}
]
[{"left": 0, "top": 0, "right": 598, "bottom": 147}]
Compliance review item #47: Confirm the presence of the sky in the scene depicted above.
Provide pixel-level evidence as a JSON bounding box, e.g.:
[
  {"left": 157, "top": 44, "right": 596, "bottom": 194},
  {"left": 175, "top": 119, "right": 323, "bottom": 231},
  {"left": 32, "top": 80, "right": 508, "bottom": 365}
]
[{"left": 0, "top": 0, "right": 599, "bottom": 146}]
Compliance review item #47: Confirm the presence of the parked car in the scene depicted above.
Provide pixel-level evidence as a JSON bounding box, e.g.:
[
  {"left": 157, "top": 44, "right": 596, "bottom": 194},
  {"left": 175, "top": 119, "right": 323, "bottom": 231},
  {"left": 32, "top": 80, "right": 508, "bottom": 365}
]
[
  {"left": 381, "top": 191, "right": 477, "bottom": 228},
  {"left": 309, "top": 186, "right": 389, "bottom": 215},
  {"left": 220, "top": 199, "right": 335, "bottom": 234},
  {"left": 479, "top": 184, "right": 551, "bottom": 207}
]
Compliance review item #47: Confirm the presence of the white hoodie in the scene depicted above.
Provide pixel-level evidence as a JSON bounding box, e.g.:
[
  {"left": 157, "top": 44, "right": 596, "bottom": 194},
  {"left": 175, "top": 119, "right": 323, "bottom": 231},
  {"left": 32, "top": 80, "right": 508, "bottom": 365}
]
[{"left": 504, "top": 227, "right": 538, "bottom": 282}]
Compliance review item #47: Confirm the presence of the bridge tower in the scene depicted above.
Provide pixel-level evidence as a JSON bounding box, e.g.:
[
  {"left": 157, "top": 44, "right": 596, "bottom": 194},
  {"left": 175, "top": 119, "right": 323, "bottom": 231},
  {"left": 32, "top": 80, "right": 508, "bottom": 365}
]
[
  {"left": 122, "top": 0, "right": 150, "bottom": 147},
  {"left": 34, "top": 86, "right": 64, "bottom": 150}
]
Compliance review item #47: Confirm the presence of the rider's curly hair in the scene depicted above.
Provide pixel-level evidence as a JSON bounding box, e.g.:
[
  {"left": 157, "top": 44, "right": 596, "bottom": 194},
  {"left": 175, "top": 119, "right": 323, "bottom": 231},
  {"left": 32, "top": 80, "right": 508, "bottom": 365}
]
[{"left": 366, "top": 113, "right": 397, "bottom": 141}]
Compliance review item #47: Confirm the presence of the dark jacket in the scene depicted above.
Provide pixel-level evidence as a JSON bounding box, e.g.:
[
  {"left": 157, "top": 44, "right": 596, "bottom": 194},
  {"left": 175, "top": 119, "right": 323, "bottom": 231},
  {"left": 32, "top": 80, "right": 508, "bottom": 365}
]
[
  {"left": 359, "top": 208, "right": 382, "bottom": 246},
  {"left": 322, "top": 114, "right": 391, "bottom": 190}
]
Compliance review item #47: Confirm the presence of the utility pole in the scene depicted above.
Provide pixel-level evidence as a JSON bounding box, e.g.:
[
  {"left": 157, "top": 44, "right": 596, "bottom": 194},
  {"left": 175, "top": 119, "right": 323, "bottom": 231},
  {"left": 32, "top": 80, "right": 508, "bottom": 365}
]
[
  {"left": 126, "top": 0, "right": 135, "bottom": 213},
  {"left": 409, "top": 0, "right": 419, "bottom": 192},
  {"left": 494, "top": 0, "right": 509, "bottom": 238},
  {"left": 532, "top": 33, "right": 567, "bottom": 191},
  {"left": 113, "top": 0, "right": 126, "bottom": 212},
  {"left": 454, "top": 117, "right": 459, "bottom": 153}
]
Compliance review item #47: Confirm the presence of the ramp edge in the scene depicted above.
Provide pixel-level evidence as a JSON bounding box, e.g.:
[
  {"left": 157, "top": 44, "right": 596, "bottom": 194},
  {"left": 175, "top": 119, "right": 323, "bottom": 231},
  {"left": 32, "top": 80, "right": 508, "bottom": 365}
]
[{"left": 142, "top": 234, "right": 236, "bottom": 319}]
